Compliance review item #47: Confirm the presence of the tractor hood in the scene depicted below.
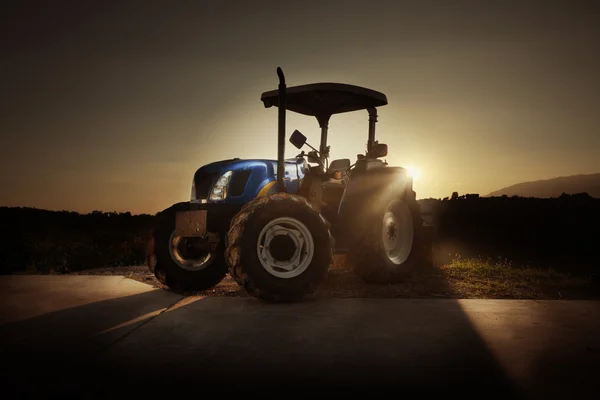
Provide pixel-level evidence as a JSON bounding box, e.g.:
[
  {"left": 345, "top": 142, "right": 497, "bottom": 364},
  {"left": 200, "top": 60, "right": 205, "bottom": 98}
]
[
  {"left": 197, "top": 158, "right": 305, "bottom": 175},
  {"left": 192, "top": 158, "right": 306, "bottom": 204}
]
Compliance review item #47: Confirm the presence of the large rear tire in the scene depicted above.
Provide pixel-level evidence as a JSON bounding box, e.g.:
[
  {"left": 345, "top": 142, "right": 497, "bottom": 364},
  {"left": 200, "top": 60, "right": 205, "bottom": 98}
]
[
  {"left": 147, "top": 202, "right": 228, "bottom": 293},
  {"left": 348, "top": 192, "right": 428, "bottom": 283},
  {"left": 226, "top": 193, "right": 333, "bottom": 302}
]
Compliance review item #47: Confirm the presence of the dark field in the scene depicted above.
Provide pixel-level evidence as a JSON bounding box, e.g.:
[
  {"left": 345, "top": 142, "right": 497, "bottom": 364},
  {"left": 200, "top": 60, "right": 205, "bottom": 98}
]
[
  {"left": 2, "top": 193, "right": 599, "bottom": 299},
  {"left": 0, "top": 208, "right": 155, "bottom": 274}
]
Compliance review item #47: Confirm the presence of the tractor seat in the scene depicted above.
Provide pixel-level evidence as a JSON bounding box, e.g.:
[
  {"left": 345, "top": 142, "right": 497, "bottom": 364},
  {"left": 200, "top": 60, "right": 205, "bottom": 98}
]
[
  {"left": 327, "top": 158, "right": 351, "bottom": 173},
  {"left": 323, "top": 159, "right": 350, "bottom": 205},
  {"left": 322, "top": 160, "right": 348, "bottom": 218},
  {"left": 326, "top": 158, "right": 350, "bottom": 184}
]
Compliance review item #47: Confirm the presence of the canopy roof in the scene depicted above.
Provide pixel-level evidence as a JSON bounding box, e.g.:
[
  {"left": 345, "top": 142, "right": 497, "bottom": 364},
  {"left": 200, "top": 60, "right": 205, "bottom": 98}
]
[{"left": 260, "top": 83, "right": 387, "bottom": 119}]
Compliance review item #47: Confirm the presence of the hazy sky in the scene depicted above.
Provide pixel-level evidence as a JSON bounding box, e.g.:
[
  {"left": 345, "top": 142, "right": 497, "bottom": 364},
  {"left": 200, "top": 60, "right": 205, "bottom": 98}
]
[{"left": 2, "top": 0, "right": 599, "bottom": 214}]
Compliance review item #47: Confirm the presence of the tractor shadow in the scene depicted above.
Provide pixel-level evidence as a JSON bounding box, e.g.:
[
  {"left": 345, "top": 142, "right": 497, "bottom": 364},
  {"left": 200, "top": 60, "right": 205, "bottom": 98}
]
[
  {"left": 0, "top": 277, "right": 538, "bottom": 398},
  {"left": 314, "top": 253, "right": 452, "bottom": 299}
]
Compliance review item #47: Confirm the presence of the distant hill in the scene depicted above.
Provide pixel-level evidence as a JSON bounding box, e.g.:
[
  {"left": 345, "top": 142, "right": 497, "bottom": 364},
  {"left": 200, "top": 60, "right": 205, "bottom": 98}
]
[{"left": 486, "top": 173, "right": 600, "bottom": 198}]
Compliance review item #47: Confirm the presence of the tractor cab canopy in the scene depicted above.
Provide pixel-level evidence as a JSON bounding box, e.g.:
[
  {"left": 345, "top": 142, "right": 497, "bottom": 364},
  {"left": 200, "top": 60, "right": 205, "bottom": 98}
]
[
  {"left": 261, "top": 83, "right": 387, "bottom": 125},
  {"left": 261, "top": 83, "right": 388, "bottom": 160}
]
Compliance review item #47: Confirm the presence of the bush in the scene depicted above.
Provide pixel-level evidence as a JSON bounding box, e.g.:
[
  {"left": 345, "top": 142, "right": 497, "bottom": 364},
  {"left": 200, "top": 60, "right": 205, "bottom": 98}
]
[
  {"left": 0, "top": 207, "right": 156, "bottom": 274},
  {"left": 420, "top": 194, "right": 600, "bottom": 272}
]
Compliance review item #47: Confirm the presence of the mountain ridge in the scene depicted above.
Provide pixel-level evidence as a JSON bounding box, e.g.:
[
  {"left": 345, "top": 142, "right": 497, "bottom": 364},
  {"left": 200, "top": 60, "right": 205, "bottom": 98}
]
[{"left": 486, "top": 173, "right": 600, "bottom": 198}]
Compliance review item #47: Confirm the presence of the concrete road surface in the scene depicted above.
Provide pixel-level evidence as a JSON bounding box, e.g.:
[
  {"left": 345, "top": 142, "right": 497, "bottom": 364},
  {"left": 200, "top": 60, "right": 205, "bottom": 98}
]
[{"left": 1, "top": 275, "right": 599, "bottom": 399}]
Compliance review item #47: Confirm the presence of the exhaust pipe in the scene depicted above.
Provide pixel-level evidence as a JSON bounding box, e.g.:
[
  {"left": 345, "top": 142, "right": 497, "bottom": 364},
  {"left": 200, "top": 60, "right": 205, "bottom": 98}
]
[
  {"left": 367, "top": 107, "right": 377, "bottom": 152},
  {"left": 276, "top": 67, "right": 287, "bottom": 193}
]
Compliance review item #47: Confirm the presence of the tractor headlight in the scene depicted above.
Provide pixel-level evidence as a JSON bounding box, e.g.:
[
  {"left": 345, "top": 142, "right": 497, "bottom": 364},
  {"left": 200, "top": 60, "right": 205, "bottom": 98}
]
[{"left": 209, "top": 171, "right": 233, "bottom": 200}]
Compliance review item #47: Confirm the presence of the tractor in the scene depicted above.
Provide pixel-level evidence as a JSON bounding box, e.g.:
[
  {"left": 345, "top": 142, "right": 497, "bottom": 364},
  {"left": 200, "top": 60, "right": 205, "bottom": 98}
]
[{"left": 146, "top": 67, "right": 429, "bottom": 302}]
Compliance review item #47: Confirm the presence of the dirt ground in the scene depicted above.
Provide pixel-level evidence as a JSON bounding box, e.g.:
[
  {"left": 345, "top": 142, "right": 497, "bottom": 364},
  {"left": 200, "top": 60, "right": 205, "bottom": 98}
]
[{"left": 69, "top": 255, "right": 598, "bottom": 300}]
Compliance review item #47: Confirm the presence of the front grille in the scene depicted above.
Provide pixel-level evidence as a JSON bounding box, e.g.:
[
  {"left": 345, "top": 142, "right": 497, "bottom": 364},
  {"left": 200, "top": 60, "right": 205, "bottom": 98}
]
[{"left": 194, "top": 171, "right": 218, "bottom": 199}]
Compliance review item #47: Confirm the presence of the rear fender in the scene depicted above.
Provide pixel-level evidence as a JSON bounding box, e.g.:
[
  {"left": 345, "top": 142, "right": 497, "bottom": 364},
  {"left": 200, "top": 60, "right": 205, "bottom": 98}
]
[{"left": 338, "top": 167, "right": 414, "bottom": 231}]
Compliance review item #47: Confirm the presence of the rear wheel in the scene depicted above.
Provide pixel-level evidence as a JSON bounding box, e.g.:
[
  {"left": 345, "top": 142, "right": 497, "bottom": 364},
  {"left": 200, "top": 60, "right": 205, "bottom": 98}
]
[
  {"left": 147, "top": 202, "right": 228, "bottom": 293},
  {"left": 348, "top": 194, "right": 427, "bottom": 283},
  {"left": 226, "top": 193, "right": 333, "bottom": 302}
]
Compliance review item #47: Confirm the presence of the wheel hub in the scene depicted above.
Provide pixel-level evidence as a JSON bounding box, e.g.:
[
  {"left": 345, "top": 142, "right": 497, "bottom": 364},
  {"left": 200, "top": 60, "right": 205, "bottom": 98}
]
[
  {"left": 169, "top": 232, "right": 215, "bottom": 271},
  {"left": 269, "top": 234, "right": 297, "bottom": 261},
  {"left": 387, "top": 221, "right": 396, "bottom": 240},
  {"left": 256, "top": 217, "right": 315, "bottom": 279},
  {"left": 382, "top": 212, "right": 398, "bottom": 252},
  {"left": 381, "top": 203, "right": 414, "bottom": 265}
]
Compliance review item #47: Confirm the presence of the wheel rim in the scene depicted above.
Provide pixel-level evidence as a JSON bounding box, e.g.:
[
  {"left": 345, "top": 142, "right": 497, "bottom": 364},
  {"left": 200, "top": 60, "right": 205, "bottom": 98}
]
[
  {"left": 381, "top": 202, "right": 414, "bottom": 265},
  {"left": 169, "top": 231, "right": 215, "bottom": 271},
  {"left": 256, "top": 217, "right": 315, "bottom": 278}
]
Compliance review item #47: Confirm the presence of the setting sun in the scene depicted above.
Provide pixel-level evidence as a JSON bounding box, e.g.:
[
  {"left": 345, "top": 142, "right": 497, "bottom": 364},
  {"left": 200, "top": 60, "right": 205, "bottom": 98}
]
[{"left": 405, "top": 166, "right": 421, "bottom": 181}]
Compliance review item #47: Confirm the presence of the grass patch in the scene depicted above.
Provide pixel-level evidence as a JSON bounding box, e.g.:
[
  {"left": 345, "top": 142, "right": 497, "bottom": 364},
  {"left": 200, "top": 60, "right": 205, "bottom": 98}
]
[
  {"left": 441, "top": 255, "right": 593, "bottom": 299},
  {"left": 74, "top": 255, "right": 598, "bottom": 300}
]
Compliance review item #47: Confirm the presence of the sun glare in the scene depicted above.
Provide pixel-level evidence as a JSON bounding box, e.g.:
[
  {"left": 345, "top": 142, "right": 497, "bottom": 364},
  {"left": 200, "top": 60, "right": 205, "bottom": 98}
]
[{"left": 405, "top": 165, "right": 421, "bottom": 181}]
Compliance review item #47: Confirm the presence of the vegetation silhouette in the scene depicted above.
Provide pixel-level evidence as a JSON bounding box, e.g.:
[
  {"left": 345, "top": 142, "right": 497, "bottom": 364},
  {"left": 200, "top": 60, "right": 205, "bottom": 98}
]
[
  {"left": 0, "top": 207, "right": 155, "bottom": 274},
  {"left": 424, "top": 192, "right": 599, "bottom": 274},
  {"left": 1, "top": 192, "right": 598, "bottom": 276}
]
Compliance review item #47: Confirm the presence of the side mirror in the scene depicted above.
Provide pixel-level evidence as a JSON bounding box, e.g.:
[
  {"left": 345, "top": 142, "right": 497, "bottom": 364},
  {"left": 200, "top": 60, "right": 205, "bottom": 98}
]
[
  {"left": 289, "top": 129, "right": 307, "bottom": 149},
  {"left": 367, "top": 143, "right": 388, "bottom": 158}
]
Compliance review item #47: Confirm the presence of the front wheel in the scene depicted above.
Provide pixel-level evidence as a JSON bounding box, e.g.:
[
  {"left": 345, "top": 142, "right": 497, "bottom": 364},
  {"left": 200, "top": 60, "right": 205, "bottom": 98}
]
[
  {"left": 147, "top": 202, "right": 228, "bottom": 293},
  {"left": 348, "top": 196, "right": 427, "bottom": 283},
  {"left": 226, "top": 193, "right": 333, "bottom": 302}
]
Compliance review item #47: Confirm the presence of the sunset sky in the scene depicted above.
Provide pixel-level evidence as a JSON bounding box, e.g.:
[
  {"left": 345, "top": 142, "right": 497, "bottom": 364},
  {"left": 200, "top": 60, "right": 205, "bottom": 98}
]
[{"left": 2, "top": 0, "right": 599, "bottom": 214}]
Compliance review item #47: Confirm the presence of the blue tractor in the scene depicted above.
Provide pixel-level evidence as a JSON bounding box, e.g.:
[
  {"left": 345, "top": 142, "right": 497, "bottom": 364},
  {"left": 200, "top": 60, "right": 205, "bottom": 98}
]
[{"left": 147, "top": 67, "right": 428, "bottom": 302}]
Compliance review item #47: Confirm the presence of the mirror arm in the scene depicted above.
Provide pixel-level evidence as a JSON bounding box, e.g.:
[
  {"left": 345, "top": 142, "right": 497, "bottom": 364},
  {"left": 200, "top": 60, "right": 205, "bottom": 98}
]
[{"left": 304, "top": 142, "right": 319, "bottom": 154}]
